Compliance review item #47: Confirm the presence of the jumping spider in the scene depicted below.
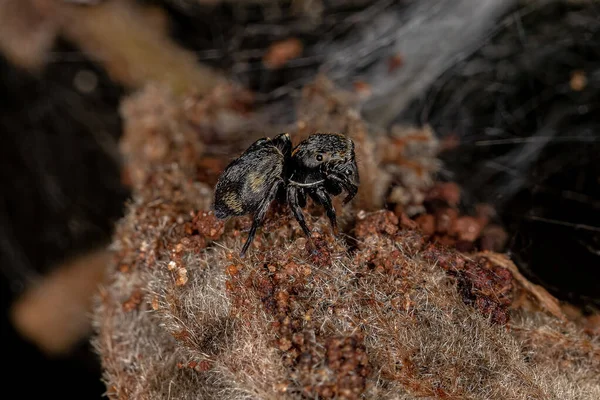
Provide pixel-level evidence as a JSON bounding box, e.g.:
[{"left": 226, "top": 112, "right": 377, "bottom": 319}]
[{"left": 213, "top": 133, "right": 359, "bottom": 256}]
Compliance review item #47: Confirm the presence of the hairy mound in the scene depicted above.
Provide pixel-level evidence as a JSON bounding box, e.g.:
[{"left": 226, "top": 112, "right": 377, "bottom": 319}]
[{"left": 92, "top": 80, "right": 599, "bottom": 399}]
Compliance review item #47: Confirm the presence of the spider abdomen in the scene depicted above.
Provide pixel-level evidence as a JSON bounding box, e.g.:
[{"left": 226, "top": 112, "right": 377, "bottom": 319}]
[{"left": 214, "top": 144, "right": 284, "bottom": 219}]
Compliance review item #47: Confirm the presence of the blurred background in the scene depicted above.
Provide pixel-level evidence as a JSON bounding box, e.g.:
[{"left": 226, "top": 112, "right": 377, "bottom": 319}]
[{"left": 1, "top": 0, "right": 599, "bottom": 398}]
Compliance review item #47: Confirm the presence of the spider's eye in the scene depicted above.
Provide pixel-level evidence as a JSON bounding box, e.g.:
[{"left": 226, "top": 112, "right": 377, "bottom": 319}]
[
  {"left": 316, "top": 154, "right": 323, "bottom": 161},
  {"left": 345, "top": 169, "right": 352, "bottom": 176}
]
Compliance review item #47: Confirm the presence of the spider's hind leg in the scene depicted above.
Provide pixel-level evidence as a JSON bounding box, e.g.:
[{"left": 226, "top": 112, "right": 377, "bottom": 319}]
[{"left": 240, "top": 179, "right": 283, "bottom": 257}]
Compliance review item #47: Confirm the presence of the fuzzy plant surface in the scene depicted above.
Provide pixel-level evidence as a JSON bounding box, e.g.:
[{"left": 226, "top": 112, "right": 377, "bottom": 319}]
[{"left": 92, "top": 79, "right": 600, "bottom": 400}]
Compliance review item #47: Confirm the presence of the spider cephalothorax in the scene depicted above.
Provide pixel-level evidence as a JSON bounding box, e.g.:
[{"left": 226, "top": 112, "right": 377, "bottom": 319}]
[{"left": 213, "top": 133, "right": 359, "bottom": 256}]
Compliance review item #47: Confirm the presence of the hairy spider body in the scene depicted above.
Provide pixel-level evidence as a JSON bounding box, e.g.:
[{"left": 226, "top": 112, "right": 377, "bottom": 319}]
[{"left": 214, "top": 133, "right": 359, "bottom": 256}]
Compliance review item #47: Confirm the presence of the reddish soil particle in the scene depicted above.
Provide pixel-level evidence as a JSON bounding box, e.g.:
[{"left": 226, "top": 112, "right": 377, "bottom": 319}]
[
  {"left": 263, "top": 38, "right": 304, "bottom": 70},
  {"left": 426, "top": 182, "right": 461, "bottom": 207},
  {"left": 480, "top": 224, "right": 509, "bottom": 252},
  {"left": 415, "top": 214, "right": 435, "bottom": 236},
  {"left": 398, "top": 212, "right": 418, "bottom": 230},
  {"left": 584, "top": 314, "right": 600, "bottom": 336},
  {"left": 378, "top": 129, "right": 435, "bottom": 165},
  {"left": 465, "top": 261, "right": 512, "bottom": 324},
  {"left": 261, "top": 202, "right": 294, "bottom": 232},
  {"left": 118, "top": 263, "right": 131, "bottom": 274},
  {"left": 570, "top": 69, "right": 587, "bottom": 91},
  {"left": 291, "top": 331, "right": 371, "bottom": 400},
  {"left": 122, "top": 289, "right": 143, "bottom": 312},
  {"left": 231, "top": 215, "right": 253, "bottom": 232},
  {"left": 175, "top": 267, "right": 188, "bottom": 286},
  {"left": 193, "top": 211, "right": 225, "bottom": 240},
  {"left": 189, "top": 235, "right": 209, "bottom": 253},
  {"left": 434, "top": 207, "right": 458, "bottom": 234},
  {"left": 168, "top": 235, "right": 207, "bottom": 267},
  {"left": 150, "top": 296, "right": 159, "bottom": 310},
  {"left": 352, "top": 81, "right": 372, "bottom": 97},
  {"left": 319, "top": 335, "right": 371, "bottom": 398},
  {"left": 225, "top": 264, "right": 239, "bottom": 277},
  {"left": 355, "top": 246, "right": 408, "bottom": 279},
  {"left": 401, "top": 171, "right": 509, "bottom": 254},
  {"left": 176, "top": 360, "right": 213, "bottom": 372},
  {"left": 421, "top": 244, "right": 513, "bottom": 324},
  {"left": 354, "top": 210, "right": 399, "bottom": 238},
  {"left": 171, "top": 328, "right": 192, "bottom": 345},
  {"left": 387, "top": 54, "right": 404, "bottom": 73},
  {"left": 184, "top": 84, "right": 255, "bottom": 123},
  {"left": 306, "top": 233, "right": 332, "bottom": 268},
  {"left": 197, "top": 360, "right": 212, "bottom": 372},
  {"left": 412, "top": 196, "right": 507, "bottom": 254},
  {"left": 450, "top": 216, "right": 482, "bottom": 242}
]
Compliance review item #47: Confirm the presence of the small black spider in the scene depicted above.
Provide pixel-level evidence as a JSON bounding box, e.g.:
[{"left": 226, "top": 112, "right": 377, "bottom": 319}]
[{"left": 213, "top": 133, "right": 359, "bottom": 256}]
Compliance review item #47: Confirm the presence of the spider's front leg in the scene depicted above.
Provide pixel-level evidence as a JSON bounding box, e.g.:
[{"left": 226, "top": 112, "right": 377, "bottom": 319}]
[
  {"left": 329, "top": 174, "right": 358, "bottom": 204},
  {"left": 287, "top": 185, "right": 311, "bottom": 238},
  {"left": 309, "top": 187, "right": 338, "bottom": 235}
]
